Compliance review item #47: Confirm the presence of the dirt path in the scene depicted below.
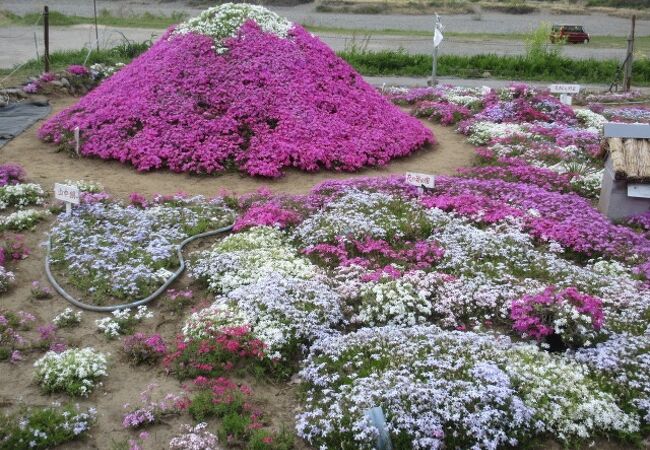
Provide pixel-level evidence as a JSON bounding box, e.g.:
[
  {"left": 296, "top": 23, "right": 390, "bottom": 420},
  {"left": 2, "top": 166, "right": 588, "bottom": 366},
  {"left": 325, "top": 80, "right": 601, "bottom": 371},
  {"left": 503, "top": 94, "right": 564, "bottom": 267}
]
[{"left": 1, "top": 97, "right": 477, "bottom": 199}]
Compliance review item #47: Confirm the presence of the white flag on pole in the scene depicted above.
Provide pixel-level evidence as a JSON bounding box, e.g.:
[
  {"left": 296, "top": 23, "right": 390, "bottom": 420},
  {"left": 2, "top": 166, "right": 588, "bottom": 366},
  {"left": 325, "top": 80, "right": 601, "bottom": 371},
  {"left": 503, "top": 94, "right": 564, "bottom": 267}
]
[{"left": 433, "top": 29, "right": 443, "bottom": 47}]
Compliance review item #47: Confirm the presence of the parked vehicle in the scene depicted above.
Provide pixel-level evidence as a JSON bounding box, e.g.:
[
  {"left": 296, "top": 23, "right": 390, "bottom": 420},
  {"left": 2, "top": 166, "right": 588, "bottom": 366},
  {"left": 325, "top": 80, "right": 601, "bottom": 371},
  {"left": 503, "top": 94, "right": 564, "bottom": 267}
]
[{"left": 550, "top": 25, "right": 590, "bottom": 44}]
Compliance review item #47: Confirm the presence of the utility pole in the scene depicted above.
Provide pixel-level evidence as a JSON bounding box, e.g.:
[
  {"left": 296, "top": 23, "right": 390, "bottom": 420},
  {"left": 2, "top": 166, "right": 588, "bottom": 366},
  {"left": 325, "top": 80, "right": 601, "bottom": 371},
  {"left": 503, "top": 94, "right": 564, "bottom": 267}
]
[
  {"left": 93, "top": 0, "right": 100, "bottom": 51},
  {"left": 43, "top": 6, "right": 50, "bottom": 73},
  {"left": 623, "top": 14, "right": 636, "bottom": 92}
]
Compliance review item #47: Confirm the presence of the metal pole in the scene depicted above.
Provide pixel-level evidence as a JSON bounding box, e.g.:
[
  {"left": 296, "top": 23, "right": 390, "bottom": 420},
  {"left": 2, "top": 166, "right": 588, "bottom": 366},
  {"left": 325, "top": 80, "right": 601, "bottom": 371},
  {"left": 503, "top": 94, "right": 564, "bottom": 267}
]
[
  {"left": 93, "top": 0, "right": 100, "bottom": 51},
  {"left": 623, "top": 15, "right": 636, "bottom": 92},
  {"left": 43, "top": 6, "right": 49, "bottom": 73},
  {"left": 431, "top": 14, "right": 439, "bottom": 86}
]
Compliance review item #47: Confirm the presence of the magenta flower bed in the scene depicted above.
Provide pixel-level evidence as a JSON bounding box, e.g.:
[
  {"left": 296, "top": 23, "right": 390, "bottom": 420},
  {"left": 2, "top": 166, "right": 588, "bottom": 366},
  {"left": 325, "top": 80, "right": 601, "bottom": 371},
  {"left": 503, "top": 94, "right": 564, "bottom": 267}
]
[{"left": 39, "top": 23, "right": 433, "bottom": 178}]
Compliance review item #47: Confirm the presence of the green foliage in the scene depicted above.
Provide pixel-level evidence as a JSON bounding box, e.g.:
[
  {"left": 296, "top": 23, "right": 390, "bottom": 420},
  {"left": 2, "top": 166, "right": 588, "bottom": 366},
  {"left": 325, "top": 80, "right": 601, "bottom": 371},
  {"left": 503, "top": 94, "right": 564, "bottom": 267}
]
[
  {"left": 188, "top": 389, "right": 246, "bottom": 422},
  {"left": 525, "top": 23, "right": 562, "bottom": 60},
  {"left": 219, "top": 411, "right": 251, "bottom": 441},
  {"left": 248, "top": 429, "right": 295, "bottom": 450},
  {"left": 0, "top": 404, "right": 95, "bottom": 450},
  {"left": 338, "top": 50, "right": 650, "bottom": 85}
]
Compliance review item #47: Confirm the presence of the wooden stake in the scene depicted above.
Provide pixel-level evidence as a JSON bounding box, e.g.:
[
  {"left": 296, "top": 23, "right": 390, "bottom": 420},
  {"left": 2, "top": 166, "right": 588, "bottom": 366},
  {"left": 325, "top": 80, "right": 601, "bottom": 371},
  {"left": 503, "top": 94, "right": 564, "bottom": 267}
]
[
  {"left": 623, "top": 15, "right": 636, "bottom": 92},
  {"left": 43, "top": 6, "right": 49, "bottom": 73}
]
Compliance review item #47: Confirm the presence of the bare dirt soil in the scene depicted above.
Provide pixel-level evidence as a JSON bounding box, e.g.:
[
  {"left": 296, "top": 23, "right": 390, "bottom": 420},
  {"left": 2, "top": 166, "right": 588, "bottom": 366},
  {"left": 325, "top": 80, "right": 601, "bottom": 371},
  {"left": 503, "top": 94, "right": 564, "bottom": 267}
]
[{"left": 0, "top": 96, "right": 476, "bottom": 449}]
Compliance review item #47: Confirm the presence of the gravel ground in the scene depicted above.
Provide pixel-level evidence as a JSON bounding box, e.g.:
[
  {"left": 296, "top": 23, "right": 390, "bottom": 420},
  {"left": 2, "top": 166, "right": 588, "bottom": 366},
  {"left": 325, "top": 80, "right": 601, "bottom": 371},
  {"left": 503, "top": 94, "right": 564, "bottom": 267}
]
[
  {"left": 0, "top": 24, "right": 631, "bottom": 69},
  {"left": 1, "top": 0, "right": 647, "bottom": 36}
]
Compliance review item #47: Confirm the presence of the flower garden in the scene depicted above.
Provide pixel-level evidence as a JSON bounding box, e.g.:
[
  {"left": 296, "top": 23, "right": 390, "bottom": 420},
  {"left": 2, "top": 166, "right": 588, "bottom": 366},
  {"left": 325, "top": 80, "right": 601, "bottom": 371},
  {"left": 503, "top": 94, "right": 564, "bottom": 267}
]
[{"left": 2, "top": 3, "right": 650, "bottom": 450}]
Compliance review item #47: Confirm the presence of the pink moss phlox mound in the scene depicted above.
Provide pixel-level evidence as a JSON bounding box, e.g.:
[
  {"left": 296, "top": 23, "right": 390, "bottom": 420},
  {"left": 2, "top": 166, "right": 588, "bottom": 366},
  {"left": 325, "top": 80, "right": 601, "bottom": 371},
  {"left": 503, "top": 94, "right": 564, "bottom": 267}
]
[{"left": 39, "top": 23, "right": 433, "bottom": 177}]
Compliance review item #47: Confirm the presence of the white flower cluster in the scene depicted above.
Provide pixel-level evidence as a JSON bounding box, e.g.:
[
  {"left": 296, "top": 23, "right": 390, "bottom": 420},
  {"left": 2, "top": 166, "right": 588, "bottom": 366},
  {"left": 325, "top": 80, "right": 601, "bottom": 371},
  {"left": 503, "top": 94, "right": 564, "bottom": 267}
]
[
  {"left": 575, "top": 108, "right": 607, "bottom": 130},
  {"left": 34, "top": 347, "right": 108, "bottom": 397},
  {"left": 95, "top": 306, "right": 153, "bottom": 338},
  {"left": 173, "top": 3, "right": 293, "bottom": 54},
  {"left": 182, "top": 303, "right": 249, "bottom": 340},
  {"left": 90, "top": 62, "right": 124, "bottom": 79},
  {"left": 0, "top": 183, "right": 45, "bottom": 210},
  {"left": 190, "top": 226, "right": 318, "bottom": 294},
  {"left": 0, "top": 208, "right": 47, "bottom": 231},
  {"left": 53, "top": 307, "right": 83, "bottom": 328},
  {"left": 0, "top": 266, "right": 15, "bottom": 293},
  {"left": 445, "top": 91, "right": 483, "bottom": 108},
  {"left": 465, "top": 121, "right": 526, "bottom": 145},
  {"left": 63, "top": 179, "right": 103, "bottom": 193},
  {"left": 294, "top": 189, "right": 430, "bottom": 245},
  {"left": 352, "top": 270, "right": 441, "bottom": 326}
]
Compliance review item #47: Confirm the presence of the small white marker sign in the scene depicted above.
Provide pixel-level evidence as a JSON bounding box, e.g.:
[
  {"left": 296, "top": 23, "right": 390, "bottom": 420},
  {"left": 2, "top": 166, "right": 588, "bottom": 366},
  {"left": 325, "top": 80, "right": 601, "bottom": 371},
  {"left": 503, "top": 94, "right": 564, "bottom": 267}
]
[
  {"left": 628, "top": 184, "right": 650, "bottom": 199},
  {"left": 559, "top": 94, "right": 573, "bottom": 106},
  {"left": 549, "top": 84, "right": 581, "bottom": 94},
  {"left": 406, "top": 172, "right": 435, "bottom": 189},
  {"left": 54, "top": 183, "right": 80, "bottom": 214}
]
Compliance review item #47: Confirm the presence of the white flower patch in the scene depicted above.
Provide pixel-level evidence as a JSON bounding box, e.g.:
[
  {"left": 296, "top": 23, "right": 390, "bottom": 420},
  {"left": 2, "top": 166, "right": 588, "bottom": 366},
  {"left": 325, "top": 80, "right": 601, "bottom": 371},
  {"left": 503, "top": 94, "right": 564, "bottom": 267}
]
[
  {"left": 294, "top": 189, "right": 430, "bottom": 245},
  {"left": 575, "top": 109, "right": 607, "bottom": 130},
  {"left": 63, "top": 179, "right": 103, "bottom": 193},
  {"left": 173, "top": 3, "right": 293, "bottom": 53},
  {"left": 0, "top": 266, "right": 15, "bottom": 293},
  {"left": 0, "top": 208, "right": 47, "bottom": 231},
  {"left": 0, "top": 183, "right": 45, "bottom": 210},
  {"left": 34, "top": 347, "right": 108, "bottom": 397},
  {"left": 190, "top": 226, "right": 319, "bottom": 294},
  {"left": 298, "top": 325, "right": 639, "bottom": 449},
  {"left": 352, "top": 271, "right": 441, "bottom": 326},
  {"left": 95, "top": 306, "right": 153, "bottom": 338},
  {"left": 464, "top": 121, "right": 526, "bottom": 146},
  {"left": 187, "top": 273, "right": 344, "bottom": 359},
  {"left": 53, "top": 307, "right": 83, "bottom": 328}
]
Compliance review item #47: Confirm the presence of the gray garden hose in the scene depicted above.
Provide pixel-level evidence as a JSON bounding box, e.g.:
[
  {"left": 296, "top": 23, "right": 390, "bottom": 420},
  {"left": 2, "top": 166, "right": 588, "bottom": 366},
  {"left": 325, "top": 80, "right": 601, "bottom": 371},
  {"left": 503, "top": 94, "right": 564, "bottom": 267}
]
[{"left": 44, "top": 221, "right": 234, "bottom": 312}]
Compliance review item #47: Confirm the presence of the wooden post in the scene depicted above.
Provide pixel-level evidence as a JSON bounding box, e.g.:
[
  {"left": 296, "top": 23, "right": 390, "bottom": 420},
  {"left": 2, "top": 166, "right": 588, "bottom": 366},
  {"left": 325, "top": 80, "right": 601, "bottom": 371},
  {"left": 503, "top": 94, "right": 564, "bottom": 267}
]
[
  {"left": 93, "top": 0, "right": 99, "bottom": 51},
  {"left": 623, "top": 15, "right": 636, "bottom": 92},
  {"left": 43, "top": 6, "right": 49, "bottom": 73}
]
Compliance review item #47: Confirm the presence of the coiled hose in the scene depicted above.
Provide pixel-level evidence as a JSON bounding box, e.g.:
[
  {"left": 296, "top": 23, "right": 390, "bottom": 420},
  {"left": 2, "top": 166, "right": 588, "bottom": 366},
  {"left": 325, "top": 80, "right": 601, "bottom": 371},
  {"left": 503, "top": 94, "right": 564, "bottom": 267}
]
[{"left": 45, "top": 222, "right": 234, "bottom": 312}]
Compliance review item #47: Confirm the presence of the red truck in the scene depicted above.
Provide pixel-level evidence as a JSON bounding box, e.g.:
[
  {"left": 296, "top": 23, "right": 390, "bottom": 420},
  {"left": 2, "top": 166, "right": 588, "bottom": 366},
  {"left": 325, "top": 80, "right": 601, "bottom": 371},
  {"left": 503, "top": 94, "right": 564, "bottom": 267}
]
[{"left": 550, "top": 25, "right": 590, "bottom": 44}]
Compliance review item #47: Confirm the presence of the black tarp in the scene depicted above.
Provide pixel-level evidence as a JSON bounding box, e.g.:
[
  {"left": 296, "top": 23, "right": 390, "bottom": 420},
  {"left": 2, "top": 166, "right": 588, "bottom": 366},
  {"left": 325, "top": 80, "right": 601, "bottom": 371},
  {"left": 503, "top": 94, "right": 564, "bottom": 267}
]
[{"left": 0, "top": 101, "right": 51, "bottom": 148}]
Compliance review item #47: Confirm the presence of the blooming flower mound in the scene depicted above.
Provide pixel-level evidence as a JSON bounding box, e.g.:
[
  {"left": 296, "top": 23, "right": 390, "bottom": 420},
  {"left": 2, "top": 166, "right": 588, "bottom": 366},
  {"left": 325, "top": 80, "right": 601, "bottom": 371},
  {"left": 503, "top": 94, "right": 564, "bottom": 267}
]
[{"left": 38, "top": 4, "right": 433, "bottom": 178}]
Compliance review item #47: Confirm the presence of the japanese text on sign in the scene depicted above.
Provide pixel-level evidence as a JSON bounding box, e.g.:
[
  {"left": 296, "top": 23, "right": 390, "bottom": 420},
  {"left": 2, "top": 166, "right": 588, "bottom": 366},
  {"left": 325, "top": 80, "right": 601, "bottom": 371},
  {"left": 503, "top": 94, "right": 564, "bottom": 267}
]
[
  {"left": 549, "top": 84, "right": 581, "bottom": 94},
  {"left": 405, "top": 172, "right": 435, "bottom": 189},
  {"left": 54, "top": 183, "right": 80, "bottom": 205}
]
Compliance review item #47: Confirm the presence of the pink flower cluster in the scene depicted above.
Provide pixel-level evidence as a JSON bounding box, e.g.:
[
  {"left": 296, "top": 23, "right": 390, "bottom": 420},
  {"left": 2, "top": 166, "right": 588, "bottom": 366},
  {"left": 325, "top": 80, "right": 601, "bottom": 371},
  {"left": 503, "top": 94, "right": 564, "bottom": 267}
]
[
  {"left": 40, "top": 23, "right": 433, "bottom": 177},
  {"left": 430, "top": 176, "right": 650, "bottom": 271},
  {"left": 414, "top": 101, "right": 472, "bottom": 125},
  {"left": 66, "top": 65, "right": 90, "bottom": 76},
  {"left": 0, "top": 164, "right": 25, "bottom": 186},
  {"left": 0, "top": 234, "right": 30, "bottom": 267},
  {"left": 457, "top": 158, "right": 573, "bottom": 193},
  {"left": 304, "top": 237, "right": 444, "bottom": 272},
  {"left": 510, "top": 286, "right": 604, "bottom": 345},
  {"left": 122, "top": 333, "right": 168, "bottom": 365},
  {"left": 233, "top": 201, "right": 303, "bottom": 231}
]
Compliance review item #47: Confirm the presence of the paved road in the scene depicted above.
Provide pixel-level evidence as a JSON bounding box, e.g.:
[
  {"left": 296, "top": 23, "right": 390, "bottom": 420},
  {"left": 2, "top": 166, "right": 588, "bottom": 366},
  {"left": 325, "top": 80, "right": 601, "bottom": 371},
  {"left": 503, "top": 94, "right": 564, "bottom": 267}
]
[
  {"left": 0, "top": 23, "right": 632, "bottom": 69},
  {"left": 1, "top": 0, "right": 648, "bottom": 36}
]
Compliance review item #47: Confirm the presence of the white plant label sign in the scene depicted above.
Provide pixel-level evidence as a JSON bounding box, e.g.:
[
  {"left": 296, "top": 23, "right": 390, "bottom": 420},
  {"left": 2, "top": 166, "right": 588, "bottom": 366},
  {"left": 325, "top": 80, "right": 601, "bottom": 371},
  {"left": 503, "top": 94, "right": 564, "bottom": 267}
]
[
  {"left": 406, "top": 172, "right": 435, "bottom": 189},
  {"left": 628, "top": 184, "right": 650, "bottom": 199},
  {"left": 54, "top": 183, "right": 80, "bottom": 214},
  {"left": 549, "top": 84, "right": 581, "bottom": 94},
  {"left": 559, "top": 94, "right": 573, "bottom": 105}
]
